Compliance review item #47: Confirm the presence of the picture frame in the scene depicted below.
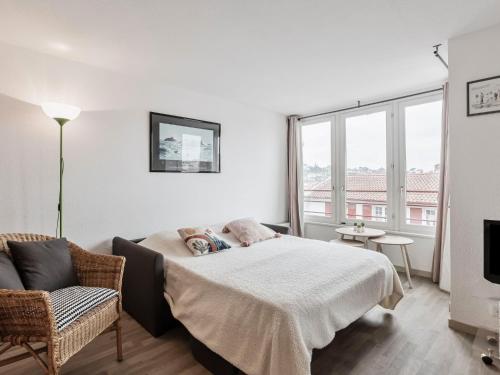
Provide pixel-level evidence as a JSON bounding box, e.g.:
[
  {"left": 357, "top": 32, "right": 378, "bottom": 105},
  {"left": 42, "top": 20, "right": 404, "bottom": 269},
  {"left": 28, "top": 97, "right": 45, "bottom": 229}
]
[
  {"left": 467, "top": 75, "right": 500, "bottom": 116},
  {"left": 150, "top": 112, "right": 221, "bottom": 173}
]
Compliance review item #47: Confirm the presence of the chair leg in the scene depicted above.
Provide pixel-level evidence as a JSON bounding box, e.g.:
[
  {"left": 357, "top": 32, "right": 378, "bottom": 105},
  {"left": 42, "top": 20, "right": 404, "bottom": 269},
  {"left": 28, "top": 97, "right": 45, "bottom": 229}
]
[
  {"left": 47, "top": 342, "right": 59, "bottom": 375},
  {"left": 115, "top": 318, "right": 123, "bottom": 362}
]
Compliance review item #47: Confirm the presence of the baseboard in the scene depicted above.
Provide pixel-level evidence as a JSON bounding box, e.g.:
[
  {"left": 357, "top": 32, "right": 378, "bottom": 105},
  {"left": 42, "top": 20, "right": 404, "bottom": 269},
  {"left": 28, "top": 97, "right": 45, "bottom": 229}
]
[
  {"left": 394, "top": 265, "right": 431, "bottom": 279},
  {"left": 448, "top": 318, "right": 478, "bottom": 335}
]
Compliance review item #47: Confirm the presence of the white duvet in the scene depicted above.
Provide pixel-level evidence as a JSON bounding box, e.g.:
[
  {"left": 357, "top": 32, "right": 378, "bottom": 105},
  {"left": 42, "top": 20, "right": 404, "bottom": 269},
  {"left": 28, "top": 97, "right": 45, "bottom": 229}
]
[{"left": 140, "top": 231, "right": 403, "bottom": 375}]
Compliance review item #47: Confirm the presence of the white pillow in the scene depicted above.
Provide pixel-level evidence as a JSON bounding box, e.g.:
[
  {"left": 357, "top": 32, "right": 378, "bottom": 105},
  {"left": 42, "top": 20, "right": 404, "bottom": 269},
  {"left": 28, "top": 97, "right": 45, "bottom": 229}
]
[{"left": 223, "top": 218, "right": 281, "bottom": 247}]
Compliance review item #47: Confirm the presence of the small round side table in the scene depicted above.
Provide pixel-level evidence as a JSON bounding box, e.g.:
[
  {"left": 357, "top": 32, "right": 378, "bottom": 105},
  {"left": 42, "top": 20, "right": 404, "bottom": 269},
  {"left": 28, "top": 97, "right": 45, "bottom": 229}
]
[
  {"left": 370, "top": 236, "right": 414, "bottom": 289},
  {"left": 335, "top": 227, "right": 385, "bottom": 248}
]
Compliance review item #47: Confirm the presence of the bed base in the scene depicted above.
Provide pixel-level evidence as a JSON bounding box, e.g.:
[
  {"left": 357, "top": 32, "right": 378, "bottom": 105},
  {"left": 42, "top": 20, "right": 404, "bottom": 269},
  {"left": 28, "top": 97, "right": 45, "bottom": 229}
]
[{"left": 112, "top": 236, "right": 239, "bottom": 374}]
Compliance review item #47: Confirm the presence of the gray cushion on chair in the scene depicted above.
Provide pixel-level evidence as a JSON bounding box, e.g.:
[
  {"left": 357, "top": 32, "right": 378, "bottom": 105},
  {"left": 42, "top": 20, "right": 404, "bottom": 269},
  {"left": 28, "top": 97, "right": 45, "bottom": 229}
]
[
  {"left": 7, "top": 238, "right": 78, "bottom": 292},
  {"left": 0, "top": 252, "right": 25, "bottom": 290},
  {"left": 50, "top": 286, "right": 119, "bottom": 331}
]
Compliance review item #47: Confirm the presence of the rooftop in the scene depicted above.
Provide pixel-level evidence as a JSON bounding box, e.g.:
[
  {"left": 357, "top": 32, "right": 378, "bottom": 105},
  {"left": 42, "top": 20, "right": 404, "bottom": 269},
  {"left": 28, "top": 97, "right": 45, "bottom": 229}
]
[{"left": 304, "top": 172, "right": 439, "bottom": 206}]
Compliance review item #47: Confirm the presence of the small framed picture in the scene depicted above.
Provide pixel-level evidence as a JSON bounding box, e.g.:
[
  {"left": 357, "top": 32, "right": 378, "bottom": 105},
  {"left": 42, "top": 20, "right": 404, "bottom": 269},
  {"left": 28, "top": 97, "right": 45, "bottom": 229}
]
[
  {"left": 467, "top": 75, "right": 500, "bottom": 116},
  {"left": 150, "top": 112, "right": 221, "bottom": 173}
]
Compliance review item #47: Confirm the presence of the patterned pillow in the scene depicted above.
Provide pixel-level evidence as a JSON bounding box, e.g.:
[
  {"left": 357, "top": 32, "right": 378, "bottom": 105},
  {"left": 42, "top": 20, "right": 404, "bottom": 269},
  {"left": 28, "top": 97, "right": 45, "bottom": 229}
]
[
  {"left": 177, "top": 227, "right": 231, "bottom": 256},
  {"left": 223, "top": 218, "right": 281, "bottom": 247}
]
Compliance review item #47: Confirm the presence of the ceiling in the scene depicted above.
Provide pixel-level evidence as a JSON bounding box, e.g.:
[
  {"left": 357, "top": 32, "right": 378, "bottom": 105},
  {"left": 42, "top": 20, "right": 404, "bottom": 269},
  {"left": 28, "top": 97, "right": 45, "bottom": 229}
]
[{"left": 1, "top": 0, "right": 500, "bottom": 115}]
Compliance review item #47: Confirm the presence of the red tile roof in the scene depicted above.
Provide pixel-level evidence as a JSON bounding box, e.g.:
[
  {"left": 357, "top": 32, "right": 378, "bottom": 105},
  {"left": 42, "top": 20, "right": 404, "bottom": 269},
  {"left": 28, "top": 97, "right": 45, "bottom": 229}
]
[{"left": 304, "top": 173, "right": 439, "bottom": 206}]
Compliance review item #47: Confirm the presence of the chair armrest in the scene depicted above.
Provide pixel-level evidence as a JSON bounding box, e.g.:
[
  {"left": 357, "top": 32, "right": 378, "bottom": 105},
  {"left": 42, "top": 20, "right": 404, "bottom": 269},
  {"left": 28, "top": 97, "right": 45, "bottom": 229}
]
[
  {"left": 0, "top": 289, "right": 56, "bottom": 341},
  {"left": 70, "top": 246, "right": 125, "bottom": 292}
]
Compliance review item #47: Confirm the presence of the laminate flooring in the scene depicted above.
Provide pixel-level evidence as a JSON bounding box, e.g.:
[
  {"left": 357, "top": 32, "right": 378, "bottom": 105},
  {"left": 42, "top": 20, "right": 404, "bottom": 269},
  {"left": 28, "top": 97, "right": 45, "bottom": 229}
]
[{"left": 1, "top": 275, "right": 495, "bottom": 375}]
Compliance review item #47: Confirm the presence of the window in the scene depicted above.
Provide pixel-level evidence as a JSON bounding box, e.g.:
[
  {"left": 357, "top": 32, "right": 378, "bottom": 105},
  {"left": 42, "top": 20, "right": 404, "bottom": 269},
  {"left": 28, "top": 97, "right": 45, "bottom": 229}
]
[
  {"left": 300, "top": 91, "right": 442, "bottom": 234},
  {"left": 374, "top": 206, "right": 386, "bottom": 222},
  {"left": 402, "top": 99, "right": 442, "bottom": 228},
  {"left": 301, "top": 121, "right": 332, "bottom": 218},
  {"left": 344, "top": 110, "right": 388, "bottom": 223},
  {"left": 425, "top": 208, "right": 437, "bottom": 226}
]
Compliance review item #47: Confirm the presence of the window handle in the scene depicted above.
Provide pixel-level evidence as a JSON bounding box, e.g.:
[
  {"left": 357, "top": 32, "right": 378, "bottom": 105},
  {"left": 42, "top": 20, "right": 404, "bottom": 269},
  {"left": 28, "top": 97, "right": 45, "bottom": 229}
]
[
  {"left": 400, "top": 185, "right": 404, "bottom": 193},
  {"left": 341, "top": 185, "right": 345, "bottom": 192}
]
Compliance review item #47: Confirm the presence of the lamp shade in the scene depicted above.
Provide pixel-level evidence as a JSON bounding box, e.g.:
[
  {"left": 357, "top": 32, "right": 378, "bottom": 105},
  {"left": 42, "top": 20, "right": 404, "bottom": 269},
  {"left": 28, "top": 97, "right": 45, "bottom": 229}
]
[{"left": 41, "top": 102, "right": 81, "bottom": 122}]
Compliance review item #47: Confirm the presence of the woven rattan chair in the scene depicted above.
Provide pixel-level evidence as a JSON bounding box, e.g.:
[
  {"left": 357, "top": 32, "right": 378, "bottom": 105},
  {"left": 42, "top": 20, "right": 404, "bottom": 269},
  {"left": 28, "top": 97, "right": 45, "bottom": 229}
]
[{"left": 0, "top": 233, "right": 125, "bottom": 375}]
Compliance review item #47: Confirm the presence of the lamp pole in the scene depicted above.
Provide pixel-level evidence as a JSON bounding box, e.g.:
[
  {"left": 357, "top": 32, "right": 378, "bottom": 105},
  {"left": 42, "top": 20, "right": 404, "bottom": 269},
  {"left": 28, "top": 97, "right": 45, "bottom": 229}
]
[
  {"left": 41, "top": 103, "right": 80, "bottom": 239},
  {"left": 55, "top": 118, "right": 68, "bottom": 238}
]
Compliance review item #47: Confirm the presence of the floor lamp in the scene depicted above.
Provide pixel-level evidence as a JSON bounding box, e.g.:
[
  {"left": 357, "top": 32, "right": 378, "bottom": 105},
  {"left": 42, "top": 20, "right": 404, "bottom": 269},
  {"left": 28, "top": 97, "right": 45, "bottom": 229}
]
[{"left": 41, "top": 102, "right": 81, "bottom": 238}]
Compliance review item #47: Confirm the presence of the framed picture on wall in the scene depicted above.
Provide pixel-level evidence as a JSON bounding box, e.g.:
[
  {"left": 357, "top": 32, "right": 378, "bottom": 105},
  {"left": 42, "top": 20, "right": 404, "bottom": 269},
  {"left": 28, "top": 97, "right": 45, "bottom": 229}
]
[
  {"left": 150, "top": 112, "right": 221, "bottom": 173},
  {"left": 467, "top": 75, "right": 500, "bottom": 116}
]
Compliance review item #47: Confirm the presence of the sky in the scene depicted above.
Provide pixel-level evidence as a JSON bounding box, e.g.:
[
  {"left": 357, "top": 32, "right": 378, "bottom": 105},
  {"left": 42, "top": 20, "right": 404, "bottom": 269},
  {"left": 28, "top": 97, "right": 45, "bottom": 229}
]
[{"left": 301, "top": 100, "right": 442, "bottom": 172}]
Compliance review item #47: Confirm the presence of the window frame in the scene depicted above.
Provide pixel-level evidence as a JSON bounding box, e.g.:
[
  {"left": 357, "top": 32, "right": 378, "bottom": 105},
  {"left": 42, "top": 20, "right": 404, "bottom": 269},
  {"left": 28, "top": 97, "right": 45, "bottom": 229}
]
[
  {"left": 397, "top": 92, "right": 443, "bottom": 235},
  {"left": 299, "top": 90, "right": 442, "bottom": 236},
  {"left": 300, "top": 117, "right": 335, "bottom": 224},
  {"left": 339, "top": 104, "right": 394, "bottom": 230}
]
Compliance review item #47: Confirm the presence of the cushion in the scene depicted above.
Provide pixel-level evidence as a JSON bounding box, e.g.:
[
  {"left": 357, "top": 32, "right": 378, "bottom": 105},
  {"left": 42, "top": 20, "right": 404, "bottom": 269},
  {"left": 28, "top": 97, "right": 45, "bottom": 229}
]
[
  {"left": 223, "top": 218, "right": 281, "bottom": 247},
  {"left": 50, "top": 286, "right": 119, "bottom": 331},
  {"left": 0, "top": 252, "right": 25, "bottom": 290},
  {"left": 7, "top": 238, "right": 78, "bottom": 292},
  {"left": 177, "top": 227, "right": 231, "bottom": 256}
]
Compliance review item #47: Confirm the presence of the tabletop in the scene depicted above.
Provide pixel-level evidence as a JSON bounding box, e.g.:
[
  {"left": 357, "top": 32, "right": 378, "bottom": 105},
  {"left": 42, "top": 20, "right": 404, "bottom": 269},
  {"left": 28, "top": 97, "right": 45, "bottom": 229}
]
[
  {"left": 369, "top": 235, "right": 414, "bottom": 245},
  {"left": 335, "top": 227, "right": 386, "bottom": 238}
]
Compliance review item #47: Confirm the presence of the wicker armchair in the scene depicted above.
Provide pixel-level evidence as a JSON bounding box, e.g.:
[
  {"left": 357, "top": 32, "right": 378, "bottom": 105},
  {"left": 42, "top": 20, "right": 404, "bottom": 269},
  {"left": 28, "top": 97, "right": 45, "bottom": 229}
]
[{"left": 0, "top": 234, "right": 125, "bottom": 375}]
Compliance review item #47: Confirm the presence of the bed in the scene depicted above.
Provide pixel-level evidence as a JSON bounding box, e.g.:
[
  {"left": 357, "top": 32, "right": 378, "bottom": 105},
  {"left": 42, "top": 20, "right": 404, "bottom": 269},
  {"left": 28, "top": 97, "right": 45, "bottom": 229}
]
[{"left": 113, "top": 225, "right": 403, "bottom": 375}]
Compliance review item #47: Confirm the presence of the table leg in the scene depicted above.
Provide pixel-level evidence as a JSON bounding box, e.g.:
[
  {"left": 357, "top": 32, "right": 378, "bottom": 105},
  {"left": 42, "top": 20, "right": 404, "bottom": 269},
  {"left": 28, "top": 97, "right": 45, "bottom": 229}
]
[
  {"left": 376, "top": 243, "right": 382, "bottom": 253},
  {"left": 400, "top": 245, "right": 413, "bottom": 289},
  {"left": 404, "top": 245, "right": 413, "bottom": 273}
]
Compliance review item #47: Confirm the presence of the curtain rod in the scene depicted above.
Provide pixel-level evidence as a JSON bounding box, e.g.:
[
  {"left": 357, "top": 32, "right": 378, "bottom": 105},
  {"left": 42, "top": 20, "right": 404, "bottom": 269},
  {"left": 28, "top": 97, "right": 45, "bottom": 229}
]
[{"left": 298, "top": 87, "right": 443, "bottom": 121}]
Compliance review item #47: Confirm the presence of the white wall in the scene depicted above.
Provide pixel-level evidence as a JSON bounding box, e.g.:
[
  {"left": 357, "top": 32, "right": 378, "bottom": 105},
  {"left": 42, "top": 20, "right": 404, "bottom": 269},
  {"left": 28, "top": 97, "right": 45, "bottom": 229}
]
[
  {"left": 305, "top": 223, "right": 435, "bottom": 274},
  {"left": 0, "top": 43, "right": 287, "bottom": 252},
  {"left": 449, "top": 23, "right": 500, "bottom": 330}
]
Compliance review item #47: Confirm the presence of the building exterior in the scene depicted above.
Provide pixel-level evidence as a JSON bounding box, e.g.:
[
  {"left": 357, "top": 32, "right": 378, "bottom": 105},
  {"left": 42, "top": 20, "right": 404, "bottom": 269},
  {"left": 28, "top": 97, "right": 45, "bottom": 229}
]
[{"left": 304, "top": 172, "right": 439, "bottom": 226}]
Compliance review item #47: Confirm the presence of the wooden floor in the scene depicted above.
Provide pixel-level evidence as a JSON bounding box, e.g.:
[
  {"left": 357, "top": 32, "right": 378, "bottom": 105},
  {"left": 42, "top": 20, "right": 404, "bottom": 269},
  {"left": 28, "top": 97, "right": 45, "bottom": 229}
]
[{"left": 1, "top": 275, "right": 497, "bottom": 375}]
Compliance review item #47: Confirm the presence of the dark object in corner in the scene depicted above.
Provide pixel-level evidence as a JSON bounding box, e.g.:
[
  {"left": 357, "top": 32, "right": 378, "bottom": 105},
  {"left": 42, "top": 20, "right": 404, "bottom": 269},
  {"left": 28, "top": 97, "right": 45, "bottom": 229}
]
[
  {"left": 484, "top": 220, "right": 500, "bottom": 284},
  {"left": 481, "top": 351, "right": 494, "bottom": 365}
]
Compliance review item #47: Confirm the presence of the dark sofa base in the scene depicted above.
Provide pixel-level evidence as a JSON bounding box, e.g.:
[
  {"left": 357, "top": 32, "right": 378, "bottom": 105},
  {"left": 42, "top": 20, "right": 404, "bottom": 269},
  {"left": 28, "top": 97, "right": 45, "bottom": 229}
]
[
  {"left": 112, "top": 236, "right": 239, "bottom": 374},
  {"left": 190, "top": 336, "right": 239, "bottom": 375}
]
